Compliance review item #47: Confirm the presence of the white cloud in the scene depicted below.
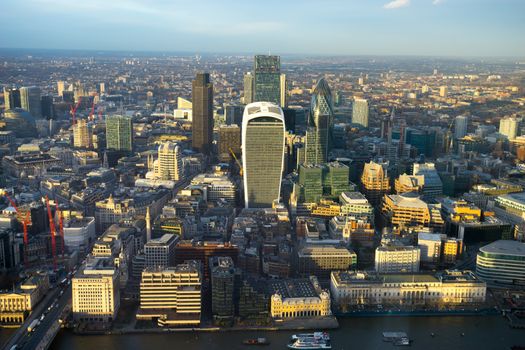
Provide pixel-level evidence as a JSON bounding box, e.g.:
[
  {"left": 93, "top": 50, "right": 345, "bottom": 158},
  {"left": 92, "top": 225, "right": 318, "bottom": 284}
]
[
  {"left": 383, "top": 0, "right": 410, "bottom": 9},
  {"left": 432, "top": 0, "right": 444, "bottom": 5}
]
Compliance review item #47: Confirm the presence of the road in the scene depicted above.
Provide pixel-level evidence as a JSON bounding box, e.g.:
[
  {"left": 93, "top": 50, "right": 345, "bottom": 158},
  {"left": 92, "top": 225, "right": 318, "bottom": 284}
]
[{"left": 2, "top": 282, "right": 71, "bottom": 350}]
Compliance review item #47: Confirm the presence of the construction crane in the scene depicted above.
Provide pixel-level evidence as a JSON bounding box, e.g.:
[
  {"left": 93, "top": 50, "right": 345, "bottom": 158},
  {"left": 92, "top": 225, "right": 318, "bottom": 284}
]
[
  {"left": 55, "top": 200, "right": 65, "bottom": 258},
  {"left": 229, "top": 147, "right": 243, "bottom": 176},
  {"left": 4, "top": 194, "right": 30, "bottom": 267},
  {"left": 45, "top": 196, "right": 57, "bottom": 271},
  {"left": 69, "top": 97, "right": 82, "bottom": 125}
]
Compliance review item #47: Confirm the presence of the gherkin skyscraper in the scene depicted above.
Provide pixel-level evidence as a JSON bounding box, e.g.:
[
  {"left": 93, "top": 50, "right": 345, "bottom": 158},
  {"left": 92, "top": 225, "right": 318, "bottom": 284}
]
[{"left": 304, "top": 78, "right": 334, "bottom": 165}]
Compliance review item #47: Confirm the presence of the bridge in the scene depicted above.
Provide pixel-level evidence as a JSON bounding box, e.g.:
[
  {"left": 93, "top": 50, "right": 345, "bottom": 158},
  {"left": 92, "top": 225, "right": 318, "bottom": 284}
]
[{"left": 3, "top": 284, "right": 71, "bottom": 350}]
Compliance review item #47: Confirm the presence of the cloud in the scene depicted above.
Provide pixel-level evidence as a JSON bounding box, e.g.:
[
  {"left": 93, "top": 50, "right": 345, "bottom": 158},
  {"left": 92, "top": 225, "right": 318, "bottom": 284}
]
[
  {"left": 383, "top": 0, "right": 410, "bottom": 9},
  {"left": 432, "top": 0, "right": 444, "bottom": 4}
]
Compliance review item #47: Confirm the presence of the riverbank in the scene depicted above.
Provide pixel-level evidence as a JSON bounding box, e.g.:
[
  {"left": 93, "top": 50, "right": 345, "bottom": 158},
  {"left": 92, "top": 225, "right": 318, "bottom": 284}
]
[
  {"left": 335, "top": 307, "right": 500, "bottom": 317},
  {"left": 75, "top": 316, "right": 339, "bottom": 335}
]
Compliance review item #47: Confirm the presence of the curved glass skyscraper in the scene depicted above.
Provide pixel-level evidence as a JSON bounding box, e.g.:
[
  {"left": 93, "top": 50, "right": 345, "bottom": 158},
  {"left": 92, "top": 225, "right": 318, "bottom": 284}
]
[
  {"left": 305, "top": 78, "right": 334, "bottom": 165},
  {"left": 242, "top": 102, "right": 285, "bottom": 208}
]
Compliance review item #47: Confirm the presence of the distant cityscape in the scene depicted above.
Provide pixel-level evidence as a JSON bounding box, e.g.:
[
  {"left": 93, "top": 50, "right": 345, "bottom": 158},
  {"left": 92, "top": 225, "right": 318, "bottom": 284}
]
[{"left": 0, "top": 49, "right": 524, "bottom": 349}]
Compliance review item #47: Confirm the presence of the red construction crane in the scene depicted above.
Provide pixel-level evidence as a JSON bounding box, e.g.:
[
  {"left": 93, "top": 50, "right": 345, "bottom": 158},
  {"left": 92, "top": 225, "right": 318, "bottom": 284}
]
[
  {"left": 45, "top": 196, "right": 57, "bottom": 271},
  {"left": 4, "top": 193, "right": 30, "bottom": 267},
  {"left": 55, "top": 200, "right": 65, "bottom": 258},
  {"left": 70, "top": 97, "right": 82, "bottom": 125}
]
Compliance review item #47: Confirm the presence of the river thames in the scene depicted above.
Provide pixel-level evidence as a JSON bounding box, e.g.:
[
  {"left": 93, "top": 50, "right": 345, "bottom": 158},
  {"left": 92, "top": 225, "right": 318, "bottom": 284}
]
[{"left": 42, "top": 315, "right": 524, "bottom": 350}]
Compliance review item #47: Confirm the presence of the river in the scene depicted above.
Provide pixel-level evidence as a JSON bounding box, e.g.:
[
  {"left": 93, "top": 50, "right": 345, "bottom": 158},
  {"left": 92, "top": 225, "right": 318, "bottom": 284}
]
[{"left": 46, "top": 315, "right": 524, "bottom": 350}]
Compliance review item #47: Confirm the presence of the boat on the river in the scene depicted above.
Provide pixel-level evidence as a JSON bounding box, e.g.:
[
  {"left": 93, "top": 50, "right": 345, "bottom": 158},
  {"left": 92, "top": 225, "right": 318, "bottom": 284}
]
[
  {"left": 288, "top": 332, "right": 331, "bottom": 350},
  {"left": 242, "top": 337, "right": 270, "bottom": 346}
]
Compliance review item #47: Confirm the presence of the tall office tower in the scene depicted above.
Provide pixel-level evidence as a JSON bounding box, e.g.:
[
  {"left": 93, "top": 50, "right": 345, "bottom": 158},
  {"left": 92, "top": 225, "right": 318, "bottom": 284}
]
[
  {"left": 360, "top": 161, "right": 390, "bottom": 206},
  {"left": 99, "top": 82, "right": 106, "bottom": 94},
  {"left": 253, "top": 55, "right": 281, "bottom": 105},
  {"left": 20, "top": 86, "right": 42, "bottom": 118},
  {"left": 242, "top": 102, "right": 285, "bottom": 208},
  {"left": 218, "top": 125, "right": 241, "bottom": 162},
  {"left": 57, "top": 81, "right": 65, "bottom": 97},
  {"left": 224, "top": 105, "right": 243, "bottom": 126},
  {"left": 144, "top": 234, "right": 178, "bottom": 268},
  {"left": 305, "top": 78, "right": 334, "bottom": 165},
  {"left": 192, "top": 73, "right": 213, "bottom": 155},
  {"left": 352, "top": 98, "right": 369, "bottom": 128},
  {"left": 280, "top": 73, "right": 288, "bottom": 108},
  {"left": 3, "top": 87, "right": 21, "bottom": 110},
  {"left": 243, "top": 72, "right": 254, "bottom": 105},
  {"left": 499, "top": 117, "right": 519, "bottom": 140},
  {"left": 40, "top": 95, "right": 54, "bottom": 119},
  {"left": 73, "top": 119, "right": 93, "bottom": 149},
  {"left": 211, "top": 256, "right": 236, "bottom": 319},
  {"left": 106, "top": 115, "right": 133, "bottom": 152},
  {"left": 158, "top": 141, "right": 182, "bottom": 181},
  {"left": 439, "top": 86, "right": 448, "bottom": 98},
  {"left": 454, "top": 115, "right": 468, "bottom": 139}
]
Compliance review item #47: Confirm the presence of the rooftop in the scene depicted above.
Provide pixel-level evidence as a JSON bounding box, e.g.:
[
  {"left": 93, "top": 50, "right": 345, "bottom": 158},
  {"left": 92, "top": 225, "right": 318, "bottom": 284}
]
[{"left": 479, "top": 240, "right": 525, "bottom": 257}]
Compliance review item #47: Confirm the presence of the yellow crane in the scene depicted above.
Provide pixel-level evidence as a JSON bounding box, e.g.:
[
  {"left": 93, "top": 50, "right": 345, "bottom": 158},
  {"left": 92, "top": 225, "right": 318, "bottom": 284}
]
[{"left": 229, "top": 147, "right": 243, "bottom": 176}]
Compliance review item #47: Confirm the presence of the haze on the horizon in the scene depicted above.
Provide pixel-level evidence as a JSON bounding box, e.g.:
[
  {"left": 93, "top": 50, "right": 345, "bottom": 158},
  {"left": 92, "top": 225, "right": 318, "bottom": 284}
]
[{"left": 1, "top": 0, "right": 524, "bottom": 57}]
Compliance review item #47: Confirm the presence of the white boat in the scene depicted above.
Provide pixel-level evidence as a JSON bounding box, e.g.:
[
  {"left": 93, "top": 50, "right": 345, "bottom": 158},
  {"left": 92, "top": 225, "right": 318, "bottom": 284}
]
[{"left": 288, "top": 332, "right": 331, "bottom": 350}]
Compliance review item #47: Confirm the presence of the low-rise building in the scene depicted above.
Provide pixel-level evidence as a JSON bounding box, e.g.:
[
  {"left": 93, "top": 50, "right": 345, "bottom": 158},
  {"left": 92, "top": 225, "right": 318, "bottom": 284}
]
[
  {"left": 331, "top": 270, "right": 486, "bottom": 308},
  {"left": 270, "top": 277, "right": 331, "bottom": 318},
  {"left": 375, "top": 245, "right": 420, "bottom": 273},
  {"left": 296, "top": 244, "right": 357, "bottom": 278}
]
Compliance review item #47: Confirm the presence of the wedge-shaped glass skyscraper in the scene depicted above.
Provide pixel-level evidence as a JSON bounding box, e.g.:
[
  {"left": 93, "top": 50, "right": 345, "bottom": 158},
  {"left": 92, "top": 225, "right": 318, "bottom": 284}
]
[
  {"left": 242, "top": 102, "right": 285, "bottom": 208},
  {"left": 305, "top": 78, "right": 334, "bottom": 164}
]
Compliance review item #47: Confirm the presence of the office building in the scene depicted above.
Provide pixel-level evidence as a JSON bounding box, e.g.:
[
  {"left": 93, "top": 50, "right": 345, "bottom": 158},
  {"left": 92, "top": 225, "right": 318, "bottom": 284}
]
[
  {"left": 418, "top": 232, "right": 443, "bottom": 265},
  {"left": 137, "top": 262, "right": 201, "bottom": 327},
  {"left": 191, "top": 173, "right": 237, "bottom": 204},
  {"left": 157, "top": 141, "right": 182, "bottom": 181},
  {"left": 218, "top": 125, "right": 241, "bottom": 162},
  {"left": 57, "top": 81, "right": 66, "bottom": 97},
  {"left": 192, "top": 73, "right": 213, "bottom": 155},
  {"left": 243, "top": 72, "right": 254, "bottom": 105},
  {"left": 72, "top": 258, "right": 120, "bottom": 323},
  {"left": 296, "top": 244, "right": 357, "bottom": 278},
  {"left": 270, "top": 277, "right": 331, "bottom": 319},
  {"left": 395, "top": 174, "right": 424, "bottom": 195},
  {"left": 20, "top": 86, "right": 42, "bottom": 118},
  {"left": 382, "top": 193, "right": 432, "bottom": 229},
  {"left": 454, "top": 115, "right": 468, "bottom": 139},
  {"left": 439, "top": 86, "right": 448, "bottom": 98},
  {"left": 476, "top": 240, "right": 525, "bottom": 286},
  {"left": 375, "top": 245, "right": 420, "bottom": 273},
  {"left": 339, "top": 192, "right": 374, "bottom": 222},
  {"left": 63, "top": 217, "right": 96, "bottom": 253},
  {"left": 106, "top": 115, "right": 133, "bottom": 152},
  {"left": 40, "top": 95, "right": 54, "bottom": 119},
  {"left": 210, "top": 256, "right": 236, "bottom": 319},
  {"left": 73, "top": 119, "right": 92, "bottom": 149},
  {"left": 360, "top": 161, "right": 390, "bottom": 206},
  {"left": 305, "top": 78, "right": 334, "bottom": 164},
  {"left": 280, "top": 73, "right": 288, "bottom": 108},
  {"left": 499, "top": 117, "right": 519, "bottom": 140},
  {"left": 352, "top": 98, "right": 369, "bottom": 128},
  {"left": 3, "top": 87, "right": 21, "bottom": 110},
  {"left": 253, "top": 55, "right": 280, "bottom": 105},
  {"left": 144, "top": 234, "right": 178, "bottom": 268},
  {"left": 3, "top": 108, "right": 38, "bottom": 138},
  {"left": 242, "top": 102, "right": 285, "bottom": 208},
  {"left": 412, "top": 163, "right": 443, "bottom": 199},
  {"left": 174, "top": 241, "right": 238, "bottom": 282},
  {"left": 331, "top": 270, "right": 486, "bottom": 307},
  {"left": 224, "top": 105, "right": 243, "bottom": 126}
]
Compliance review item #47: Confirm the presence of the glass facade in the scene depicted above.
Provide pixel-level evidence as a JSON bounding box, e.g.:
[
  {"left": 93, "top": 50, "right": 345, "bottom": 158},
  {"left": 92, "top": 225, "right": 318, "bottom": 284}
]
[
  {"left": 106, "top": 115, "right": 133, "bottom": 152},
  {"left": 253, "top": 55, "right": 280, "bottom": 105},
  {"left": 305, "top": 78, "right": 334, "bottom": 165},
  {"left": 352, "top": 98, "right": 369, "bottom": 128},
  {"left": 242, "top": 103, "right": 285, "bottom": 208}
]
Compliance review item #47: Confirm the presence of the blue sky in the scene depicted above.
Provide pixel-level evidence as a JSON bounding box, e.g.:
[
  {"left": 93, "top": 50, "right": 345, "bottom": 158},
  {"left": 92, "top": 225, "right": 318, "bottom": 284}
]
[{"left": 1, "top": 0, "right": 524, "bottom": 57}]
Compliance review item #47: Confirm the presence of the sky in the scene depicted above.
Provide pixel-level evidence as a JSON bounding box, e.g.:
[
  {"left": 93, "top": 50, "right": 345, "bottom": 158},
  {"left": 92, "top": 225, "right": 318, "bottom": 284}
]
[{"left": 1, "top": 0, "right": 524, "bottom": 57}]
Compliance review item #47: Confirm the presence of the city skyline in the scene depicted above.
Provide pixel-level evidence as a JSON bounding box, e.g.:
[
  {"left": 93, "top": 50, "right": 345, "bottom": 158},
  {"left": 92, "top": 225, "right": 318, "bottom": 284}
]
[{"left": 0, "top": 0, "right": 524, "bottom": 57}]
